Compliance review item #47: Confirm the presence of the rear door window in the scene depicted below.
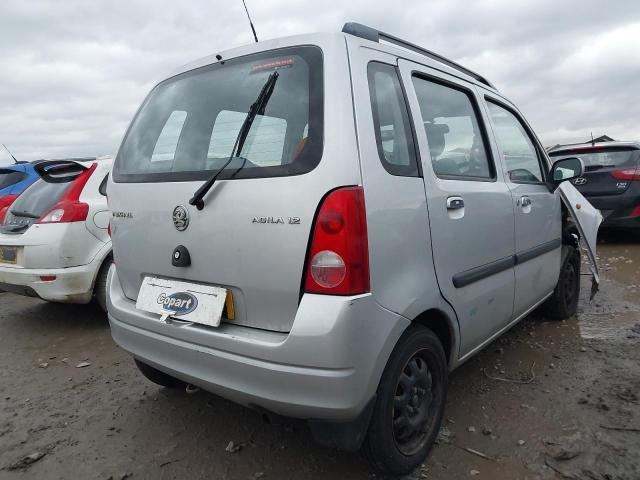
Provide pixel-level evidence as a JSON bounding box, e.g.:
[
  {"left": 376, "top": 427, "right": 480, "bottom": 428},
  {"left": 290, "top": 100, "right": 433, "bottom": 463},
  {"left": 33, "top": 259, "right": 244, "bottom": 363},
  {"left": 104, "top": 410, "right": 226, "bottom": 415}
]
[
  {"left": 412, "top": 76, "right": 494, "bottom": 180},
  {"left": 114, "top": 46, "right": 323, "bottom": 183},
  {"left": 486, "top": 101, "right": 545, "bottom": 183},
  {"left": 368, "top": 62, "right": 418, "bottom": 177}
]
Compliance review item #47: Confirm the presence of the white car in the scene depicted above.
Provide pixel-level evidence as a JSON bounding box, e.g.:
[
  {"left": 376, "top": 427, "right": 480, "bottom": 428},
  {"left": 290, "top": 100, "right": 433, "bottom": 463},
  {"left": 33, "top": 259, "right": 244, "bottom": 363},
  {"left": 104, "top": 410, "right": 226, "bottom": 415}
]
[{"left": 0, "top": 157, "right": 113, "bottom": 310}]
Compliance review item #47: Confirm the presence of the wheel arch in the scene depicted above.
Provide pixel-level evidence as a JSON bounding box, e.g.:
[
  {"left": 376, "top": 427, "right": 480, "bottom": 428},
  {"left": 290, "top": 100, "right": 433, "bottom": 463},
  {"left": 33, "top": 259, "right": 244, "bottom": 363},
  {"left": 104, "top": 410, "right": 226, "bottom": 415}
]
[
  {"left": 411, "top": 308, "right": 457, "bottom": 368},
  {"left": 90, "top": 247, "right": 113, "bottom": 293}
]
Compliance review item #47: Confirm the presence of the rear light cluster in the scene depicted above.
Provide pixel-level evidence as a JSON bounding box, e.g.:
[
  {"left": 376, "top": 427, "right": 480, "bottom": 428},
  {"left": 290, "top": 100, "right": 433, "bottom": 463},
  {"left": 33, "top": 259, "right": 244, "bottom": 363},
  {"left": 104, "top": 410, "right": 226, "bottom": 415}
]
[
  {"left": 304, "top": 186, "right": 369, "bottom": 295},
  {"left": 36, "top": 163, "right": 97, "bottom": 224},
  {"left": 0, "top": 195, "right": 18, "bottom": 223},
  {"left": 611, "top": 168, "right": 640, "bottom": 181}
]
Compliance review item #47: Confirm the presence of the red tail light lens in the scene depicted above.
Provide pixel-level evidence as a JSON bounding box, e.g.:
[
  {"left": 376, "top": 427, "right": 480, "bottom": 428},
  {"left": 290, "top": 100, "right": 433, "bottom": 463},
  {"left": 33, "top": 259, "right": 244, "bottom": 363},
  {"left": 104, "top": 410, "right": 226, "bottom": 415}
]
[
  {"left": 611, "top": 168, "right": 640, "bottom": 181},
  {"left": 37, "top": 163, "right": 96, "bottom": 224},
  {"left": 304, "top": 186, "right": 369, "bottom": 295},
  {"left": 0, "top": 194, "right": 18, "bottom": 210},
  {"left": 0, "top": 206, "right": 8, "bottom": 224}
]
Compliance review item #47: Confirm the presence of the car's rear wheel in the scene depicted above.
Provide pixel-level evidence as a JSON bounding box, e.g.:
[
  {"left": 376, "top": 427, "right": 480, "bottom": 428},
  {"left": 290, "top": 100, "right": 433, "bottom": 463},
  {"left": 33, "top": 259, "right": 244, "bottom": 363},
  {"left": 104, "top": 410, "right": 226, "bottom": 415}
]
[
  {"left": 134, "top": 359, "right": 186, "bottom": 389},
  {"left": 94, "top": 255, "right": 112, "bottom": 312},
  {"left": 542, "top": 245, "right": 581, "bottom": 320},
  {"left": 362, "top": 325, "right": 447, "bottom": 476}
]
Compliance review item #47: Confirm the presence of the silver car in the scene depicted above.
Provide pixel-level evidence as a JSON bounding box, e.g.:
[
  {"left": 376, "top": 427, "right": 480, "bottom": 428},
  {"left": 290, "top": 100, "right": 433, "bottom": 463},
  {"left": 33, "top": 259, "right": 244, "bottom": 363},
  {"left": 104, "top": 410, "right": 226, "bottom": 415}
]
[{"left": 107, "top": 22, "right": 600, "bottom": 475}]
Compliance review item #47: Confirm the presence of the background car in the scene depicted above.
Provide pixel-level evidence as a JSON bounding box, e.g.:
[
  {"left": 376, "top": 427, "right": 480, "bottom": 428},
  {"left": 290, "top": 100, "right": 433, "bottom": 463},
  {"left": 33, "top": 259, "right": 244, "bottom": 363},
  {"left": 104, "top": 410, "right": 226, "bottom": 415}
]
[
  {"left": 0, "top": 161, "right": 41, "bottom": 218},
  {"left": 0, "top": 157, "right": 112, "bottom": 310},
  {"left": 549, "top": 141, "right": 640, "bottom": 229}
]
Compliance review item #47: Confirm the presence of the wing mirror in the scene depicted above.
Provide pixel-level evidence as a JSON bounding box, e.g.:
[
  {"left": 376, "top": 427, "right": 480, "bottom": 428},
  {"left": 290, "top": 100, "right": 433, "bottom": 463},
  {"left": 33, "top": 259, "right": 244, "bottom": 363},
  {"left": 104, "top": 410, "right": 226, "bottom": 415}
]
[{"left": 550, "top": 157, "right": 584, "bottom": 190}]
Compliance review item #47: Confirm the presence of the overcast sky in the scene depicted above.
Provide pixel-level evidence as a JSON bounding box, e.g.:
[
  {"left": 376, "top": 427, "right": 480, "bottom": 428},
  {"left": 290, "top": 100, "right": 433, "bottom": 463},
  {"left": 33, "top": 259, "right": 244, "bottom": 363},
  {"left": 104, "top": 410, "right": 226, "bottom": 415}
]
[{"left": 0, "top": 0, "right": 639, "bottom": 162}]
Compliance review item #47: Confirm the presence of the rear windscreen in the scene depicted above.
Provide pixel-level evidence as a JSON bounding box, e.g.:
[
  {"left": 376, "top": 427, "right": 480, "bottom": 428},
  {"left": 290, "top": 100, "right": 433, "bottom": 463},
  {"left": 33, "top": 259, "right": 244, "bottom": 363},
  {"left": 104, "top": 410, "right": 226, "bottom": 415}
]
[
  {"left": 0, "top": 170, "right": 26, "bottom": 190},
  {"left": 550, "top": 148, "right": 639, "bottom": 171},
  {"left": 113, "top": 46, "right": 323, "bottom": 183},
  {"left": 2, "top": 180, "right": 69, "bottom": 228}
]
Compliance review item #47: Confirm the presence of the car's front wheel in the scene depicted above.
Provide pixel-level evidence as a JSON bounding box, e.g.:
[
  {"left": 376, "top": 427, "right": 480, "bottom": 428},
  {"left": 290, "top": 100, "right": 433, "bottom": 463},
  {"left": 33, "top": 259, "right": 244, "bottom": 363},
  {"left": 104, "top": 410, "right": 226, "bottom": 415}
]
[
  {"left": 542, "top": 245, "right": 581, "bottom": 320},
  {"left": 362, "top": 325, "right": 448, "bottom": 476}
]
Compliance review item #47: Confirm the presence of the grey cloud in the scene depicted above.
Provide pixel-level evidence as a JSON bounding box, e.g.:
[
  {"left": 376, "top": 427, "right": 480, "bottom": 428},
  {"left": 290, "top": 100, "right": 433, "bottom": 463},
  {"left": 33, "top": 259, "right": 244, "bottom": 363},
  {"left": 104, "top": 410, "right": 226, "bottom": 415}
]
[{"left": 0, "top": 0, "right": 638, "bottom": 162}]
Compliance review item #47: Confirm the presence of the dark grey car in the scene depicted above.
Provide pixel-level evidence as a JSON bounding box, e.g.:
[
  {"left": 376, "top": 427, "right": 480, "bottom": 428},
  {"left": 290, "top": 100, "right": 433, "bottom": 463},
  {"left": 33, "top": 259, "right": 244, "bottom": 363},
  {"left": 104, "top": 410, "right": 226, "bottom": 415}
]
[{"left": 549, "top": 141, "right": 640, "bottom": 229}]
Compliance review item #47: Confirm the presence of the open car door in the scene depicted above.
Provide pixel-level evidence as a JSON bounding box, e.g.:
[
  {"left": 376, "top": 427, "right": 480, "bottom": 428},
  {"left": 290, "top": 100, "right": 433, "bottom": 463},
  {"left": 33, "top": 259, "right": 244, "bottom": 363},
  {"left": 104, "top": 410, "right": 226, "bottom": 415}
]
[{"left": 558, "top": 182, "right": 603, "bottom": 298}]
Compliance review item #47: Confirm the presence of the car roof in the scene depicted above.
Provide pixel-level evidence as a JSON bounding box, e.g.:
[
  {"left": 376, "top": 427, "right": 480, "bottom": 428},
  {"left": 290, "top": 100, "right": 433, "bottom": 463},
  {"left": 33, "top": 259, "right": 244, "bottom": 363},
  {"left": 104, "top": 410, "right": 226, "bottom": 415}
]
[{"left": 165, "top": 29, "right": 500, "bottom": 95}]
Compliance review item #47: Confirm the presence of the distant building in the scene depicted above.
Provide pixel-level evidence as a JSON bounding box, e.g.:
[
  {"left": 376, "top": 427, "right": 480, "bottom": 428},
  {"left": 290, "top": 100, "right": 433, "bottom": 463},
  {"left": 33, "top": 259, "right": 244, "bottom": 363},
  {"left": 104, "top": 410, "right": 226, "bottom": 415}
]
[{"left": 546, "top": 134, "right": 615, "bottom": 152}]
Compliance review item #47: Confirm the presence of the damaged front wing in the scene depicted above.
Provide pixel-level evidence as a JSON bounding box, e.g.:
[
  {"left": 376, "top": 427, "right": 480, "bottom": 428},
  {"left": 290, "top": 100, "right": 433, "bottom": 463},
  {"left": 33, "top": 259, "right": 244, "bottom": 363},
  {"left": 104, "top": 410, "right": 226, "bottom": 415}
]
[{"left": 558, "top": 182, "right": 603, "bottom": 299}]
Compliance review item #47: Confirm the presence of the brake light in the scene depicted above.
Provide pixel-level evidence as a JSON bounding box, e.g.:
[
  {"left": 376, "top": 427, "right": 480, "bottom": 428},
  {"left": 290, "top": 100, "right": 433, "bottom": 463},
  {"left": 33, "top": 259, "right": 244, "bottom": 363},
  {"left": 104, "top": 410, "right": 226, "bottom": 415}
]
[
  {"left": 304, "top": 186, "right": 369, "bottom": 295},
  {"left": 611, "top": 168, "right": 640, "bottom": 181},
  {"left": 631, "top": 206, "right": 640, "bottom": 218},
  {"left": 0, "top": 194, "right": 18, "bottom": 210},
  {"left": 0, "top": 206, "right": 8, "bottom": 224},
  {"left": 37, "top": 163, "right": 97, "bottom": 224}
]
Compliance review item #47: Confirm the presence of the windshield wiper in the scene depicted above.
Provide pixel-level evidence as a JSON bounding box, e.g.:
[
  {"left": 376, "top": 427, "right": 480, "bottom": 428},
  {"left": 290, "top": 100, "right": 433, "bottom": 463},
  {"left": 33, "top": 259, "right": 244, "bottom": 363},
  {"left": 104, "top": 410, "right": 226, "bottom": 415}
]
[
  {"left": 189, "top": 71, "right": 280, "bottom": 210},
  {"left": 10, "top": 210, "right": 40, "bottom": 219}
]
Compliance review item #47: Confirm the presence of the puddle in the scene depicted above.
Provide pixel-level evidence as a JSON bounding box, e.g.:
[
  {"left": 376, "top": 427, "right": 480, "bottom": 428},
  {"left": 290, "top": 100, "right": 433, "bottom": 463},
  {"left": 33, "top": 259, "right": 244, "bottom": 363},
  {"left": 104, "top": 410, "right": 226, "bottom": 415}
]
[
  {"left": 577, "top": 311, "right": 640, "bottom": 341},
  {"left": 576, "top": 231, "right": 640, "bottom": 341}
]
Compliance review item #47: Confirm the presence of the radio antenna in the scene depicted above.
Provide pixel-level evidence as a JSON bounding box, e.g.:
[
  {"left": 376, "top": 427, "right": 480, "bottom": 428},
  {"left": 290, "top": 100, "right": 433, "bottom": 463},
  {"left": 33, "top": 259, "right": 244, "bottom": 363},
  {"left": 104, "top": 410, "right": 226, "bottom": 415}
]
[
  {"left": 241, "top": 0, "right": 259, "bottom": 43},
  {"left": 1, "top": 144, "right": 18, "bottom": 164}
]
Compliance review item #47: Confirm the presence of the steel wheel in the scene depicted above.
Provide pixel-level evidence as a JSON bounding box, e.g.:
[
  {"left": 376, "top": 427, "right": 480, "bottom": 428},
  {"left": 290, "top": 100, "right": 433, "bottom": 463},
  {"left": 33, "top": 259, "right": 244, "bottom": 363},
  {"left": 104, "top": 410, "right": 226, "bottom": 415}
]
[{"left": 392, "top": 349, "right": 436, "bottom": 455}]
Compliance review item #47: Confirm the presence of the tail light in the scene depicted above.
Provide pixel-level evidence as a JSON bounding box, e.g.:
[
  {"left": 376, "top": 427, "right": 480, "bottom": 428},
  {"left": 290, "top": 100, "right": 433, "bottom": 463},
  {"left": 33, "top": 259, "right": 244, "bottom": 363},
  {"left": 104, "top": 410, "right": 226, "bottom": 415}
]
[
  {"left": 304, "top": 186, "right": 369, "bottom": 295},
  {"left": 37, "top": 163, "right": 97, "bottom": 224},
  {"left": 611, "top": 168, "right": 640, "bottom": 181},
  {"left": 0, "top": 194, "right": 18, "bottom": 210},
  {"left": 0, "top": 206, "right": 8, "bottom": 224}
]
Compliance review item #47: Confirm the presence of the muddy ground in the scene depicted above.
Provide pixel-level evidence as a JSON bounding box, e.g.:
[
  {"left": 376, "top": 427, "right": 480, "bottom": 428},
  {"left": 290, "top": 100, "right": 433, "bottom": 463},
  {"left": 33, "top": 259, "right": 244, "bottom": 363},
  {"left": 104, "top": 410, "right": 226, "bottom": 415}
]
[{"left": 1, "top": 231, "right": 639, "bottom": 480}]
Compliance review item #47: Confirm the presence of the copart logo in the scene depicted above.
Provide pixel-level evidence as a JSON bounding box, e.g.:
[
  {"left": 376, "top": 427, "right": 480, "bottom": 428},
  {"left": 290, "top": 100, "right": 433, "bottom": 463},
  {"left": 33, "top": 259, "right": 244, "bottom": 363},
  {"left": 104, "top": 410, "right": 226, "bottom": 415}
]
[
  {"left": 157, "top": 292, "right": 198, "bottom": 316},
  {"left": 172, "top": 205, "right": 189, "bottom": 231}
]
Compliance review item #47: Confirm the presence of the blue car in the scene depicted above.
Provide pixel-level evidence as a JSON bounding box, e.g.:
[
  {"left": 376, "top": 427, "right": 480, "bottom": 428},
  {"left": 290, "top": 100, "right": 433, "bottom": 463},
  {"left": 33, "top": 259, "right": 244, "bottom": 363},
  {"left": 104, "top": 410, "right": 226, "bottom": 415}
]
[{"left": 0, "top": 162, "right": 41, "bottom": 214}]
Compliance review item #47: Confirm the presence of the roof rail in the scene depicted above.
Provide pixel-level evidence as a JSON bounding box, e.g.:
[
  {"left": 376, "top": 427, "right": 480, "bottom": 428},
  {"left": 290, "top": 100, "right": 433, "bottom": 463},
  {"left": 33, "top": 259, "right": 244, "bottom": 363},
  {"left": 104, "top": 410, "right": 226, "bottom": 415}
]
[{"left": 342, "top": 22, "right": 495, "bottom": 89}]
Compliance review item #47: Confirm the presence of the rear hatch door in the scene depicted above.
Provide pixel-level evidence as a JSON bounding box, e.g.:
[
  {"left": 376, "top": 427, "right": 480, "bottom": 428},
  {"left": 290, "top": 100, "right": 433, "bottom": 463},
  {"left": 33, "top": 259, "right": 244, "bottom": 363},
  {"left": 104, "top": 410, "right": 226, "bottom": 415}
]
[{"left": 108, "top": 45, "right": 353, "bottom": 333}]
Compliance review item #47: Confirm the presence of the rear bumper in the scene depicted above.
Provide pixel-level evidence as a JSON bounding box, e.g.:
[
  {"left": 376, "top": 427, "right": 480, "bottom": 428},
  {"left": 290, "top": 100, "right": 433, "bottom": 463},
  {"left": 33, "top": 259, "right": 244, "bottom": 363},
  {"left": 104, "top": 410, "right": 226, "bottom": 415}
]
[
  {"left": 107, "top": 266, "right": 409, "bottom": 421},
  {"left": 0, "top": 257, "right": 102, "bottom": 303},
  {"left": 587, "top": 188, "right": 640, "bottom": 229}
]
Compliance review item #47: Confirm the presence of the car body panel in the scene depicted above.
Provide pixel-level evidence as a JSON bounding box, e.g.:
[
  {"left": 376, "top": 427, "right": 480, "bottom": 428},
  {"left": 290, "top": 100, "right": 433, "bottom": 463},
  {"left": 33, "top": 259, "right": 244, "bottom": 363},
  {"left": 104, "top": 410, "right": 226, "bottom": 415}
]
[
  {"left": 0, "top": 163, "right": 40, "bottom": 207},
  {"left": 558, "top": 182, "right": 603, "bottom": 286},
  {"left": 397, "top": 58, "right": 516, "bottom": 356}
]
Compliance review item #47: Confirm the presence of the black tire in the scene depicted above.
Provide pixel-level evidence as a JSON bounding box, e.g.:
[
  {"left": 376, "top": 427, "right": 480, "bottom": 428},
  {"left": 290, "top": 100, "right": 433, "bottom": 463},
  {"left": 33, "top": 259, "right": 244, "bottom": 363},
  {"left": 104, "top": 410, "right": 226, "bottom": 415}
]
[
  {"left": 542, "top": 245, "right": 581, "bottom": 320},
  {"left": 362, "top": 325, "right": 448, "bottom": 476},
  {"left": 134, "top": 359, "right": 186, "bottom": 389},
  {"left": 94, "top": 256, "right": 112, "bottom": 312}
]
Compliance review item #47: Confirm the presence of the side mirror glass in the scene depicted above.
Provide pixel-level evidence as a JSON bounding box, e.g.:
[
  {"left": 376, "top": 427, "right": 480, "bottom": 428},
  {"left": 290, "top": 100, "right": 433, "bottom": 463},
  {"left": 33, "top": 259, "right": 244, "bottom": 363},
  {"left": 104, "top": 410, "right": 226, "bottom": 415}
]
[{"left": 551, "top": 157, "right": 584, "bottom": 182}]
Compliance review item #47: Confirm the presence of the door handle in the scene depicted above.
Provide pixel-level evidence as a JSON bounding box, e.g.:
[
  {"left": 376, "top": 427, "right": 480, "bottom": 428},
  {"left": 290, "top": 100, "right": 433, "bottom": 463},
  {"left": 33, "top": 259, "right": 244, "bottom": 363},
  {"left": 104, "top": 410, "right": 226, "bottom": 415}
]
[
  {"left": 520, "top": 196, "right": 532, "bottom": 207},
  {"left": 446, "top": 196, "right": 464, "bottom": 210}
]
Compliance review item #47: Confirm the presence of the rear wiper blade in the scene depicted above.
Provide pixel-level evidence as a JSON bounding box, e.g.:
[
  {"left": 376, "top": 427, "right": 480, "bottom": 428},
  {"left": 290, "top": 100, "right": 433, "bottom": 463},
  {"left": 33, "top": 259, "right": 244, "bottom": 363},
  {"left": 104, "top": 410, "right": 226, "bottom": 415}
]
[
  {"left": 10, "top": 210, "right": 40, "bottom": 219},
  {"left": 189, "top": 71, "right": 280, "bottom": 210}
]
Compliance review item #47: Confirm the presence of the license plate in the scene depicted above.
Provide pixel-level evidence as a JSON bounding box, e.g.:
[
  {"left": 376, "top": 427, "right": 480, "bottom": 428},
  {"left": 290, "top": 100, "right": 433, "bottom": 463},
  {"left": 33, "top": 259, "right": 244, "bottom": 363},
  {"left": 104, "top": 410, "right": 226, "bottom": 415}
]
[
  {"left": 136, "top": 277, "right": 227, "bottom": 327},
  {"left": 0, "top": 246, "right": 17, "bottom": 265}
]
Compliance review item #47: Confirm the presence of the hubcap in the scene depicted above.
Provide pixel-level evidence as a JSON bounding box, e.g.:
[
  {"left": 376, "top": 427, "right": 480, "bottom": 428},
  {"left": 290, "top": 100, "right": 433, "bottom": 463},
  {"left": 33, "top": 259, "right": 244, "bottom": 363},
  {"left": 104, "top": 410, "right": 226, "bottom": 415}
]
[{"left": 392, "top": 350, "right": 435, "bottom": 455}]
